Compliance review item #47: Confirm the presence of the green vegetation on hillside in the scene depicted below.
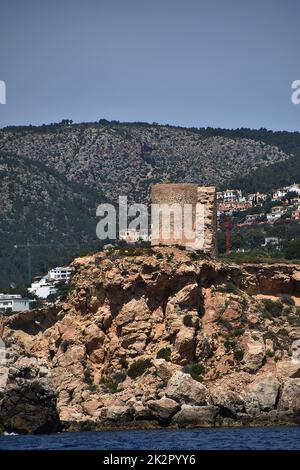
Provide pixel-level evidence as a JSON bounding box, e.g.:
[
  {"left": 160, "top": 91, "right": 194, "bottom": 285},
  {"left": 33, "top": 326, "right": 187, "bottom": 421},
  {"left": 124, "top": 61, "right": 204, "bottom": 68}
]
[
  {"left": 222, "top": 154, "right": 300, "bottom": 194},
  {"left": 0, "top": 152, "right": 107, "bottom": 289}
]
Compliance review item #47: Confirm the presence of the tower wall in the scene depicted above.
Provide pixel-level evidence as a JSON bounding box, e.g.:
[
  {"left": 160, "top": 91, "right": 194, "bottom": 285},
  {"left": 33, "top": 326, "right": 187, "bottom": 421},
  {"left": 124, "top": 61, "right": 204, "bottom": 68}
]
[{"left": 151, "top": 183, "right": 217, "bottom": 256}]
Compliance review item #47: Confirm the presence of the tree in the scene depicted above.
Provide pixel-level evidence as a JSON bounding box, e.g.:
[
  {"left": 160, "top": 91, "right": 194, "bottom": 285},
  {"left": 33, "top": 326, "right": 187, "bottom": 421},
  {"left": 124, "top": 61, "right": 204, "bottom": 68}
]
[{"left": 285, "top": 238, "right": 300, "bottom": 260}]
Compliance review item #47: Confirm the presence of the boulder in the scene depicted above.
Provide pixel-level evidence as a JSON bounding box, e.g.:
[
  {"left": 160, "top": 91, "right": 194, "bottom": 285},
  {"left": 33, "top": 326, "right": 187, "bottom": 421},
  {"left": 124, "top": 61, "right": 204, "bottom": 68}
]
[
  {"left": 0, "top": 357, "right": 60, "bottom": 434},
  {"left": 99, "top": 405, "right": 134, "bottom": 423},
  {"left": 210, "top": 387, "right": 244, "bottom": 418},
  {"left": 148, "top": 397, "right": 180, "bottom": 421},
  {"left": 84, "top": 324, "right": 105, "bottom": 355},
  {"left": 81, "top": 399, "right": 102, "bottom": 417},
  {"left": 246, "top": 374, "right": 280, "bottom": 412},
  {"left": 165, "top": 283, "right": 201, "bottom": 335},
  {"left": 115, "top": 298, "right": 151, "bottom": 327},
  {"left": 165, "top": 371, "right": 209, "bottom": 405},
  {"left": 133, "top": 404, "right": 152, "bottom": 421},
  {"left": 276, "top": 360, "right": 300, "bottom": 379},
  {"left": 172, "top": 405, "right": 217, "bottom": 427},
  {"left": 153, "top": 359, "right": 180, "bottom": 384},
  {"left": 174, "top": 327, "right": 195, "bottom": 362},
  {"left": 278, "top": 379, "right": 300, "bottom": 413},
  {"left": 242, "top": 332, "right": 265, "bottom": 373}
]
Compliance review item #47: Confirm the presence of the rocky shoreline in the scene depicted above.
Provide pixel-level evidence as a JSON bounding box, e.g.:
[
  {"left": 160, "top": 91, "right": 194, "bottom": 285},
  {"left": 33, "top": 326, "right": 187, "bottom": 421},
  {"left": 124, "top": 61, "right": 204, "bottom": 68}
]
[{"left": 1, "top": 247, "right": 300, "bottom": 434}]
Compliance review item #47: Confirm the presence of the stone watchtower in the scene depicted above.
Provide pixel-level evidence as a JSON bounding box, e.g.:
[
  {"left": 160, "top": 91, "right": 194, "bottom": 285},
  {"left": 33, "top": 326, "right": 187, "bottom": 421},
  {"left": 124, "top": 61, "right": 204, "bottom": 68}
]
[{"left": 150, "top": 183, "right": 217, "bottom": 257}]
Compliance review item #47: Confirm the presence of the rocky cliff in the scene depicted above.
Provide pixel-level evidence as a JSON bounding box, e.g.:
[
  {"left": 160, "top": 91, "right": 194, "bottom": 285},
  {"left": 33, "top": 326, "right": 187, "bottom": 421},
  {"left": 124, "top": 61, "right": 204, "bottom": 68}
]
[{"left": 1, "top": 247, "right": 300, "bottom": 433}]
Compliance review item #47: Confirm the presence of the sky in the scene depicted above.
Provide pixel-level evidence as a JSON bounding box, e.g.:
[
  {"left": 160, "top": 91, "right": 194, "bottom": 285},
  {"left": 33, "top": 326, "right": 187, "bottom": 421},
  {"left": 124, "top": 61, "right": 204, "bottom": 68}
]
[{"left": 0, "top": 0, "right": 299, "bottom": 131}]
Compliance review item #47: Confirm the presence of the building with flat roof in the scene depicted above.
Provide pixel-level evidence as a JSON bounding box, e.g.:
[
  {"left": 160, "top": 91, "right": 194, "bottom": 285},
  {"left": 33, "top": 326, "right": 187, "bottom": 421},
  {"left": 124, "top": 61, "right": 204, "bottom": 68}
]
[
  {"left": 29, "top": 266, "right": 72, "bottom": 299},
  {"left": 0, "top": 294, "right": 32, "bottom": 314}
]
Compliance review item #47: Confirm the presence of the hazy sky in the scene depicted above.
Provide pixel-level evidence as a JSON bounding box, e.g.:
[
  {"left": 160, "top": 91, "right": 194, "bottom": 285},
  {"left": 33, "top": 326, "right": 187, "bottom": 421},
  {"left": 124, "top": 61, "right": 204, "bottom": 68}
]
[{"left": 0, "top": 0, "right": 299, "bottom": 130}]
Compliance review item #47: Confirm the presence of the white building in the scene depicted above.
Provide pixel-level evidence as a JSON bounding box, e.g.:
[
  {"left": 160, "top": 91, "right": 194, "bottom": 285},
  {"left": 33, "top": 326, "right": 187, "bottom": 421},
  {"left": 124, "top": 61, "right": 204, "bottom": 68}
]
[
  {"left": 272, "top": 189, "right": 288, "bottom": 201},
  {"left": 48, "top": 266, "right": 72, "bottom": 282},
  {"left": 245, "top": 213, "right": 262, "bottom": 223},
  {"left": 271, "top": 186, "right": 300, "bottom": 202},
  {"left": 217, "top": 189, "right": 243, "bottom": 203},
  {"left": 0, "top": 294, "right": 32, "bottom": 314},
  {"left": 29, "top": 266, "right": 72, "bottom": 299},
  {"left": 247, "top": 192, "right": 267, "bottom": 205},
  {"left": 28, "top": 276, "right": 58, "bottom": 299},
  {"left": 119, "top": 228, "right": 151, "bottom": 243},
  {"left": 262, "top": 237, "right": 279, "bottom": 247},
  {"left": 266, "top": 206, "right": 286, "bottom": 223}
]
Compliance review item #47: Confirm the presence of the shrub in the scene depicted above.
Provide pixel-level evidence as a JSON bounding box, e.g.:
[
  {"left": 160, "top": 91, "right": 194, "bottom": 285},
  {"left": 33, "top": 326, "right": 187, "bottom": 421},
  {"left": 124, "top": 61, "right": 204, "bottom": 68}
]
[
  {"left": 117, "top": 246, "right": 155, "bottom": 257},
  {"left": 266, "top": 350, "right": 274, "bottom": 357},
  {"left": 278, "top": 328, "right": 289, "bottom": 337},
  {"left": 262, "top": 310, "right": 273, "bottom": 320},
  {"left": 189, "top": 250, "right": 206, "bottom": 261},
  {"left": 99, "top": 377, "right": 118, "bottom": 393},
  {"left": 233, "top": 348, "right": 244, "bottom": 361},
  {"left": 225, "top": 282, "right": 239, "bottom": 294},
  {"left": 191, "top": 363, "right": 205, "bottom": 375},
  {"left": 281, "top": 295, "right": 295, "bottom": 306},
  {"left": 190, "top": 372, "right": 203, "bottom": 382},
  {"left": 217, "top": 282, "right": 239, "bottom": 295},
  {"left": 189, "top": 252, "right": 198, "bottom": 261},
  {"left": 156, "top": 252, "right": 163, "bottom": 260},
  {"left": 183, "top": 314, "right": 193, "bottom": 327},
  {"left": 141, "top": 241, "right": 151, "bottom": 248},
  {"left": 47, "top": 281, "right": 71, "bottom": 302},
  {"left": 119, "top": 358, "right": 128, "bottom": 369},
  {"left": 283, "top": 306, "right": 293, "bottom": 316},
  {"left": 189, "top": 363, "right": 205, "bottom": 382},
  {"left": 156, "top": 347, "right": 171, "bottom": 361},
  {"left": 175, "top": 244, "right": 186, "bottom": 251},
  {"left": 232, "top": 327, "right": 245, "bottom": 337},
  {"left": 224, "top": 339, "right": 236, "bottom": 352},
  {"left": 288, "top": 316, "right": 300, "bottom": 326},
  {"left": 218, "top": 318, "right": 233, "bottom": 331},
  {"left": 119, "top": 247, "right": 143, "bottom": 257},
  {"left": 261, "top": 299, "right": 283, "bottom": 318},
  {"left": 127, "top": 359, "right": 152, "bottom": 379},
  {"left": 198, "top": 299, "right": 205, "bottom": 318}
]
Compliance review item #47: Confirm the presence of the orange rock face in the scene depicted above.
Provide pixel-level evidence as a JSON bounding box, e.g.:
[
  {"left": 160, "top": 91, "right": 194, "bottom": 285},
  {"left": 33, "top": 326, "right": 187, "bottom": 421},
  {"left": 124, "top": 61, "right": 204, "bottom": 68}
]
[{"left": 2, "top": 247, "right": 300, "bottom": 433}]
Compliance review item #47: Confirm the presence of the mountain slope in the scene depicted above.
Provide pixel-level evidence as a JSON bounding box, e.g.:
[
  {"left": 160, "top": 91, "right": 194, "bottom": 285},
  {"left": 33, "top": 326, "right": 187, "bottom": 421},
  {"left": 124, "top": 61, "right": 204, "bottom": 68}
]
[
  {"left": 0, "top": 121, "right": 291, "bottom": 202},
  {"left": 222, "top": 153, "right": 300, "bottom": 194},
  {"left": 0, "top": 152, "right": 106, "bottom": 288}
]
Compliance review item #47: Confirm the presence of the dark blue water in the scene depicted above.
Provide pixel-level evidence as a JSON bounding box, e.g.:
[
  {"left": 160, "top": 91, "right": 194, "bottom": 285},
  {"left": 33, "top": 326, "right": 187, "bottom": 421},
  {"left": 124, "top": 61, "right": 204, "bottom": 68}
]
[{"left": 0, "top": 427, "right": 300, "bottom": 450}]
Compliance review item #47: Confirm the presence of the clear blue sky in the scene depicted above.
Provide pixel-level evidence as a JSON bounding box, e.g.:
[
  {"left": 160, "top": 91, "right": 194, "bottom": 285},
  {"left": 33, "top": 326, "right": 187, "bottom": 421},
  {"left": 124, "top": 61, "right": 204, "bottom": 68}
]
[{"left": 0, "top": 0, "right": 299, "bottom": 131}]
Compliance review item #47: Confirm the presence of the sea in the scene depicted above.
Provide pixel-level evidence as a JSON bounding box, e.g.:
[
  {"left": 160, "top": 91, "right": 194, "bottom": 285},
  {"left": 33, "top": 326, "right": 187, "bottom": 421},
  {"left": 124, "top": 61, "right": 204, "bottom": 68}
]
[{"left": 0, "top": 426, "right": 300, "bottom": 450}]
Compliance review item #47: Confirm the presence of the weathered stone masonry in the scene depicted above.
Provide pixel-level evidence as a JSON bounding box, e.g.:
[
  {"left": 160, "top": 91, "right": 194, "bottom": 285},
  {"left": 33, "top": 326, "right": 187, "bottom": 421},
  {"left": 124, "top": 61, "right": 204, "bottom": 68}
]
[{"left": 151, "top": 183, "right": 217, "bottom": 256}]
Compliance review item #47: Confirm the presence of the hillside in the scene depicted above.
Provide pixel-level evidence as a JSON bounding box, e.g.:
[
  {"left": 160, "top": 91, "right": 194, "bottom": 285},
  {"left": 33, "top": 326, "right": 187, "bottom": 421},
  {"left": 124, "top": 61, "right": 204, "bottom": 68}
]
[
  {"left": 223, "top": 154, "right": 300, "bottom": 194},
  {"left": 0, "top": 121, "right": 291, "bottom": 203},
  {"left": 0, "top": 152, "right": 106, "bottom": 288},
  {"left": 1, "top": 247, "right": 300, "bottom": 433},
  {"left": 1, "top": 121, "right": 300, "bottom": 288}
]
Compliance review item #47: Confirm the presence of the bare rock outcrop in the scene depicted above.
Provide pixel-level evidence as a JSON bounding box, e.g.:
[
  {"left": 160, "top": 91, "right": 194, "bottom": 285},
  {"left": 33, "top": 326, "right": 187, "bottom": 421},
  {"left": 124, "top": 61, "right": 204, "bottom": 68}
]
[
  {"left": 165, "top": 371, "right": 209, "bottom": 405},
  {"left": 2, "top": 248, "right": 300, "bottom": 433}
]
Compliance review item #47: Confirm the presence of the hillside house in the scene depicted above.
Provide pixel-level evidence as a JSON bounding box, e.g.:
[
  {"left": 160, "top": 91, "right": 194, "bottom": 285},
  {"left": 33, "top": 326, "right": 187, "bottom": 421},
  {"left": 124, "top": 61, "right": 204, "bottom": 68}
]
[{"left": 0, "top": 294, "right": 32, "bottom": 314}]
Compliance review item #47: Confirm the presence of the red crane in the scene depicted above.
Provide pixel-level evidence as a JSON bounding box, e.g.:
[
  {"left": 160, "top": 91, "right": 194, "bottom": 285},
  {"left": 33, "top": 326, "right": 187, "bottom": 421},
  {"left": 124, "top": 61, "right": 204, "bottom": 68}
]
[{"left": 224, "top": 218, "right": 231, "bottom": 256}]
